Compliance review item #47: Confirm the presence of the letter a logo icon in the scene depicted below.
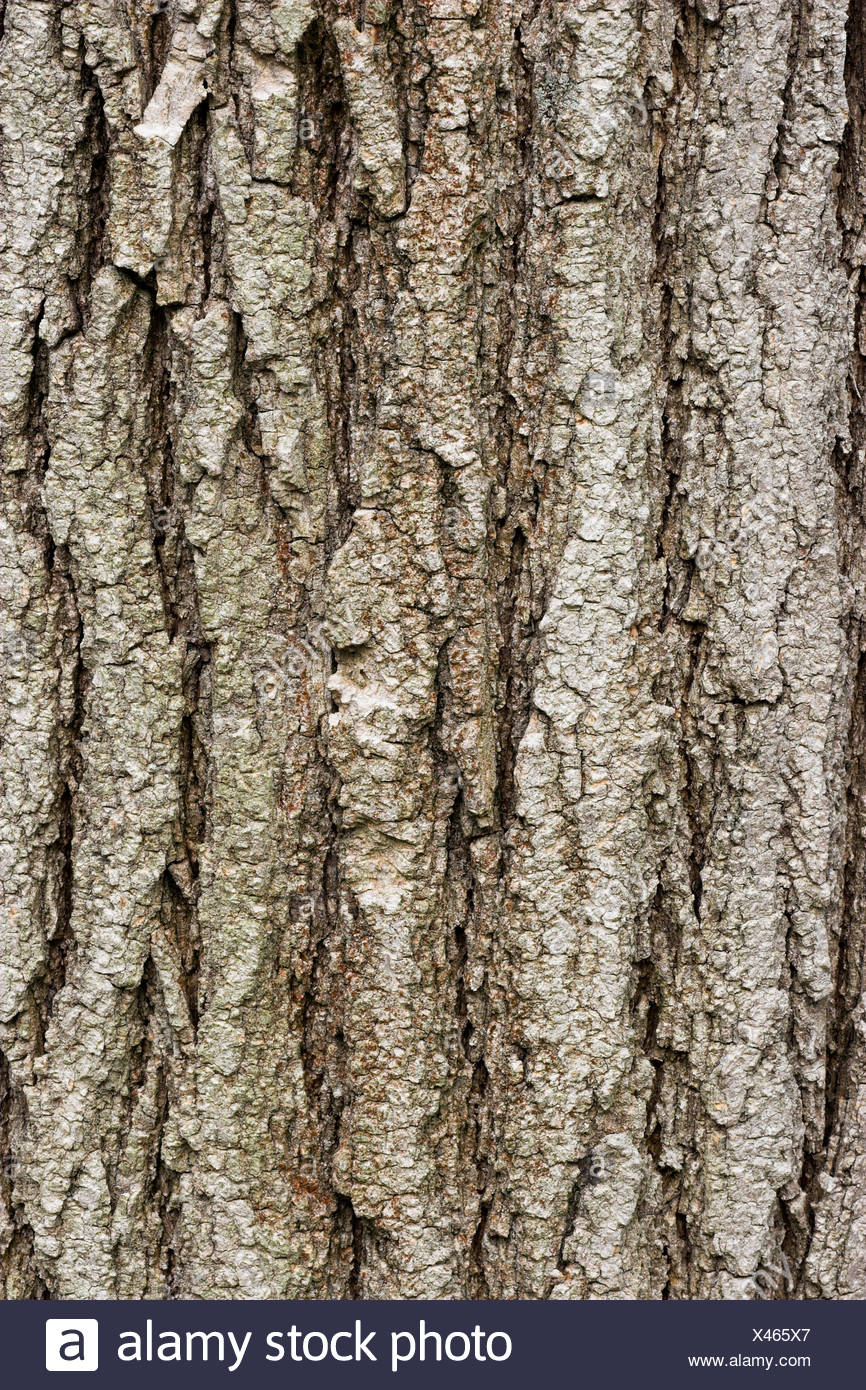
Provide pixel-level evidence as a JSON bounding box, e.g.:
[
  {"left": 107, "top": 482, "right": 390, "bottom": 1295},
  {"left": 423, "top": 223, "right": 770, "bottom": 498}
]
[{"left": 45, "top": 1320, "right": 99, "bottom": 1372}]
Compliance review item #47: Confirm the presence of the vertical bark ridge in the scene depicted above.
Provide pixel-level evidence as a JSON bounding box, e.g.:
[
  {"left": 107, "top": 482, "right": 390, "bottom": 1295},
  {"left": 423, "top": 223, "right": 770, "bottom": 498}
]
[{"left": 802, "top": 0, "right": 866, "bottom": 1295}]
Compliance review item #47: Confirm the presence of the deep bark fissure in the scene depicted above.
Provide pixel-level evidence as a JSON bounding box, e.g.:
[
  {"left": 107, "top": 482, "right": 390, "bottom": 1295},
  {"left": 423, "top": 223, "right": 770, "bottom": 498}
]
[
  {"left": 490, "top": 15, "right": 544, "bottom": 842},
  {"left": 823, "top": 653, "right": 866, "bottom": 1164},
  {"left": 330, "top": 221, "right": 363, "bottom": 553},
  {"left": 73, "top": 51, "right": 110, "bottom": 329},
  {"left": 329, "top": 1194, "right": 364, "bottom": 1298},
  {"left": 33, "top": 550, "right": 85, "bottom": 1057},
  {"left": 19, "top": 301, "right": 54, "bottom": 566},
  {"left": 196, "top": 105, "right": 216, "bottom": 308},
  {"left": 295, "top": 16, "right": 352, "bottom": 219},
  {"left": 310, "top": 164, "right": 365, "bottom": 562},
  {"left": 767, "top": 0, "right": 807, "bottom": 205},
  {"left": 779, "top": 921, "right": 816, "bottom": 1292},
  {"left": 0, "top": 1048, "right": 47, "bottom": 1297},
  {"left": 16, "top": 290, "right": 88, "bottom": 1061},
  {"left": 632, "top": 884, "right": 693, "bottom": 1298},
  {"left": 449, "top": 796, "right": 491, "bottom": 1298},
  {"left": 108, "top": 956, "right": 158, "bottom": 1214},
  {"left": 224, "top": 0, "right": 256, "bottom": 168},
  {"left": 552, "top": 1169, "right": 589, "bottom": 1285},
  {"left": 387, "top": 0, "right": 432, "bottom": 203},
  {"left": 644, "top": 7, "right": 716, "bottom": 1296},
  {"left": 790, "top": 0, "right": 866, "bottom": 1290},
  {"left": 294, "top": 760, "right": 362, "bottom": 1295},
  {"left": 824, "top": 260, "right": 866, "bottom": 1166},
  {"left": 429, "top": 644, "right": 492, "bottom": 1296},
  {"left": 681, "top": 627, "right": 709, "bottom": 922},
  {"left": 144, "top": 301, "right": 180, "bottom": 636},
  {"left": 496, "top": 527, "right": 530, "bottom": 830},
  {"left": 151, "top": 1063, "right": 180, "bottom": 1296},
  {"left": 298, "top": 841, "right": 348, "bottom": 1157},
  {"left": 126, "top": 0, "right": 177, "bottom": 107},
  {"left": 140, "top": 296, "right": 212, "bottom": 1034}
]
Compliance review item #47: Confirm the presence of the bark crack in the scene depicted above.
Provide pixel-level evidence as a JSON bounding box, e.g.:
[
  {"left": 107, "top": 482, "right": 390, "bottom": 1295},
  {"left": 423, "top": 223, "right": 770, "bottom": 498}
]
[
  {"left": 793, "top": 0, "right": 866, "bottom": 1289},
  {"left": 73, "top": 48, "right": 110, "bottom": 329},
  {"left": 34, "top": 551, "right": 85, "bottom": 1056},
  {"left": 139, "top": 295, "right": 212, "bottom": 1034}
]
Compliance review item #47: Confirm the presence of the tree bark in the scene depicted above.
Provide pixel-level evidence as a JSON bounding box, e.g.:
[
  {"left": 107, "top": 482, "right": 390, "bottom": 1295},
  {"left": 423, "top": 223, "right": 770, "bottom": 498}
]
[{"left": 1, "top": 0, "right": 866, "bottom": 1300}]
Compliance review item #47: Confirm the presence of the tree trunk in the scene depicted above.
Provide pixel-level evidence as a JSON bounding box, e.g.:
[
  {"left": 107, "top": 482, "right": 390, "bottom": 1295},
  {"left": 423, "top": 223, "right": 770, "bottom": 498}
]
[{"left": 1, "top": 0, "right": 865, "bottom": 1301}]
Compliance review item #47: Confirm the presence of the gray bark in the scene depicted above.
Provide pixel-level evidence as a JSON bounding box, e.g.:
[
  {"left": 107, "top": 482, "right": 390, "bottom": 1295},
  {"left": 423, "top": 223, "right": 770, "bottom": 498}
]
[{"left": 1, "top": 0, "right": 865, "bottom": 1299}]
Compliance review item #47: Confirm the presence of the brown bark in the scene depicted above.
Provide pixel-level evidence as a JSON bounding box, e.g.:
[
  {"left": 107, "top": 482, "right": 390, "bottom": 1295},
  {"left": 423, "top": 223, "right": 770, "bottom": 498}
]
[{"left": 1, "top": 0, "right": 866, "bottom": 1299}]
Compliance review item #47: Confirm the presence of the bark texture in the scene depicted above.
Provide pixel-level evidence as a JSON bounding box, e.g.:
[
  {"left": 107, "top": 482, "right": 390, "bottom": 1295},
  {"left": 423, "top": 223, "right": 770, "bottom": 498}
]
[{"left": 2, "top": 0, "right": 866, "bottom": 1300}]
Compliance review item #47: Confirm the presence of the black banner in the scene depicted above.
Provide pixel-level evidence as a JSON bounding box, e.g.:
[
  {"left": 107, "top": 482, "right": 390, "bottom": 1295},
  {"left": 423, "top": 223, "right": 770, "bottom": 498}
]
[{"left": 7, "top": 1298, "right": 861, "bottom": 1387}]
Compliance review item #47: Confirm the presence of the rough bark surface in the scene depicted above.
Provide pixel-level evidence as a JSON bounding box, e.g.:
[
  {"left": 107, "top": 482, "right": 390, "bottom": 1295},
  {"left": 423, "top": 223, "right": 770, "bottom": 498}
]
[{"left": 2, "top": 0, "right": 866, "bottom": 1300}]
